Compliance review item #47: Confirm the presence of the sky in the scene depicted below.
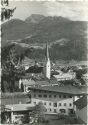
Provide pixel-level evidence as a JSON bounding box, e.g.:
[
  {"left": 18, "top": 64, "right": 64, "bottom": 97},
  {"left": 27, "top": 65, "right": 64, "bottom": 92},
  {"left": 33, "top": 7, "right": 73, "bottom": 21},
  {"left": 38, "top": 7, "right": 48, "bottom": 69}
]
[{"left": 9, "top": 1, "right": 88, "bottom": 21}]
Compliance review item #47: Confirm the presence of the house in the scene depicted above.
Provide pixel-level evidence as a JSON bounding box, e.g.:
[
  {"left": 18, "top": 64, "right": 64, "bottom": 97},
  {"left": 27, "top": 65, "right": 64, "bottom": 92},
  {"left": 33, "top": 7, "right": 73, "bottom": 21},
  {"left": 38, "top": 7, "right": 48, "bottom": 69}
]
[
  {"left": 1, "top": 103, "right": 35, "bottom": 124},
  {"left": 26, "top": 83, "right": 87, "bottom": 115},
  {"left": 5, "top": 104, "right": 35, "bottom": 124},
  {"left": 74, "top": 95, "right": 88, "bottom": 124},
  {"left": 1, "top": 92, "right": 33, "bottom": 124},
  {"left": 53, "top": 70, "right": 76, "bottom": 81}
]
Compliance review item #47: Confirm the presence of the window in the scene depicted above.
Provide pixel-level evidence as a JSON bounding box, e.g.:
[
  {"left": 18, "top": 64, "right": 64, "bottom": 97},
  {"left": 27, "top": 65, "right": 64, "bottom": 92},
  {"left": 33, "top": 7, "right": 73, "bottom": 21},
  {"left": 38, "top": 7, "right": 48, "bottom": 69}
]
[
  {"left": 68, "top": 109, "right": 74, "bottom": 114},
  {"left": 45, "top": 109, "right": 47, "bottom": 112},
  {"left": 49, "top": 108, "right": 52, "bottom": 112},
  {"left": 64, "top": 103, "right": 66, "bottom": 106},
  {"left": 39, "top": 90, "right": 41, "bottom": 93},
  {"left": 59, "top": 95, "right": 61, "bottom": 98},
  {"left": 63, "top": 95, "right": 66, "bottom": 98},
  {"left": 49, "top": 91, "right": 51, "bottom": 93},
  {"left": 21, "top": 116, "right": 24, "bottom": 118},
  {"left": 34, "top": 94, "right": 36, "bottom": 97},
  {"left": 54, "top": 95, "right": 57, "bottom": 98},
  {"left": 49, "top": 102, "right": 51, "bottom": 106},
  {"left": 44, "top": 90, "right": 47, "bottom": 93},
  {"left": 34, "top": 90, "right": 36, "bottom": 92},
  {"left": 59, "top": 103, "right": 61, "bottom": 106},
  {"left": 38, "top": 95, "right": 42, "bottom": 98},
  {"left": 53, "top": 102, "right": 57, "bottom": 107},
  {"left": 69, "top": 95, "right": 72, "bottom": 98},
  {"left": 54, "top": 109, "right": 57, "bottom": 113},
  {"left": 69, "top": 103, "right": 72, "bottom": 107},
  {"left": 49, "top": 95, "right": 52, "bottom": 98},
  {"left": 43, "top": 95, "right": 47, "bottom": 98},
  {"left": 60, "top": 109, "right": 66, "bottom": 113},
  {"left": 34, "top": 102, "right": 36, "bottom": 105},
  {"left": 44, "top": 102, "right": 46, "bottom": 105}
]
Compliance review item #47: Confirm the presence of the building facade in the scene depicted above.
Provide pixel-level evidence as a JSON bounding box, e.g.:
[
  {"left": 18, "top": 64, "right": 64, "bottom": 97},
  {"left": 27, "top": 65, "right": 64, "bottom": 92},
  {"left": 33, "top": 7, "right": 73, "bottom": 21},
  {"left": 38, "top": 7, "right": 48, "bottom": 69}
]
[
  {"left": 27, "top": 84, "right": 83, "bottom": 115},
  {"left": 31, "top": 89, "right": 74, "bottom": 115}
]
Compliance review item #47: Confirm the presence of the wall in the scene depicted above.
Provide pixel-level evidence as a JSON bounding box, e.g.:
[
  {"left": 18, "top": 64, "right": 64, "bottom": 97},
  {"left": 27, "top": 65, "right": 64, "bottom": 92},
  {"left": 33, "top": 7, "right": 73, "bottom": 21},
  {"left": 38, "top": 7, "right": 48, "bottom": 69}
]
[{"left": 76, "top": 106, "right": 87, "bottom": 124}]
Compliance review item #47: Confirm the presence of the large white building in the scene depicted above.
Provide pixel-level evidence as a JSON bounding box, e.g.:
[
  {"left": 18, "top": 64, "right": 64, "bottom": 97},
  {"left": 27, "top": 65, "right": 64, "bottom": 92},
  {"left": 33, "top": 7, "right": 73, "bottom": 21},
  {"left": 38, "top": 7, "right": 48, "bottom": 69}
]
[{"left": 27, "top": 84, "right": 86, "bottom": 115}]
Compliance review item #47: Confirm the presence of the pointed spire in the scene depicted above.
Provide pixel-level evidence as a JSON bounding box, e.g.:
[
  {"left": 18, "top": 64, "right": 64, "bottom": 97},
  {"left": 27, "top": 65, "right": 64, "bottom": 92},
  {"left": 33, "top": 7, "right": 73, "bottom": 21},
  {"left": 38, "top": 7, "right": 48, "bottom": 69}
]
[
  {"left": 45, "top": 42, "right": 51, "bottom": 79},
  {"left": 46, "top": 42, "right": 49, "bottom": 60}
]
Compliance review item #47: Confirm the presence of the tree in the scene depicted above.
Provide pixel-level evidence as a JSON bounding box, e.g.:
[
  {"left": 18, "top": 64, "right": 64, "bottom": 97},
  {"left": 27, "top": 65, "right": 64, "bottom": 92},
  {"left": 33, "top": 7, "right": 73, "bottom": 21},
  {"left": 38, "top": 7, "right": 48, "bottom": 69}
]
[
  {"left": 1, "top": 44, "right": 25, "bottom": 92},
  {"left": 30, "top": 102, "right": 47, "bottom": 124},
  {"left": 22, "top": 113, "right": 29, "bottom": 124},
  {"left": 1, "top": 0, "right": 16, "bottom": 22}
]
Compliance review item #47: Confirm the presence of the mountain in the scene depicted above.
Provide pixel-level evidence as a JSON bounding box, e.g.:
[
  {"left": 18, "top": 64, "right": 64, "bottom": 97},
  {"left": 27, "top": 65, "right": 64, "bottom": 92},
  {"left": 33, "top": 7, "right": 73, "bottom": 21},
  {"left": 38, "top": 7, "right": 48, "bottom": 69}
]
[
  {"left": 1, "top": 19, "right": 33, "bottom": 45},
  {"left": 1, "top": 15, "right": 87, "bottom": 61},
  {"left": 21, "top": 15, "right": 87, "bottom": 45},
  {"left": 25, "top": 14, "right": 45, "bottom": 24}
]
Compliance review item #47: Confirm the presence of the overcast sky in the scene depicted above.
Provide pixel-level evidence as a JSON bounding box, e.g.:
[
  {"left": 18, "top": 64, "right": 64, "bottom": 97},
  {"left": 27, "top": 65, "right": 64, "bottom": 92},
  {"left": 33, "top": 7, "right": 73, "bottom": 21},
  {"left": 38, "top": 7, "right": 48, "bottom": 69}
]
[{"left": 9, "top": 1, "right": 88, "bottom": 21}]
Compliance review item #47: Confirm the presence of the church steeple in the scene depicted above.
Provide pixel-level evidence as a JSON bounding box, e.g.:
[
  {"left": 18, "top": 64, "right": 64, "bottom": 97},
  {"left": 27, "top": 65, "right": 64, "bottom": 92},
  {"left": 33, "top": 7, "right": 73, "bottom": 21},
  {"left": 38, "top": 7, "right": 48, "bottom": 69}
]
[
  {"left": 46, "top": 42, "right": 49, "bottom": 60},
  {"left": 46, "top": 42, "right": 51, "bottom": 79}
]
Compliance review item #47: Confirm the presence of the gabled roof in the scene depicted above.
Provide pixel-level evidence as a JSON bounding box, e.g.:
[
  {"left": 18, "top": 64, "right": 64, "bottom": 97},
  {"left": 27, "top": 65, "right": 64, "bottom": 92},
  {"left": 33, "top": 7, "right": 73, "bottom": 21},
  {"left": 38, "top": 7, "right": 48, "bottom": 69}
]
[
  {"left": 74, "top": 95, "right": 87, "bottom": 110},
  {"left": 5, "top": 104, "right": 35, "bottom": 112},
  {"left": 28, "top": 84, "right": 87, "bottom": 95},
  {"left": 26, "top": 65, "right": 43, "bottom": 73}
]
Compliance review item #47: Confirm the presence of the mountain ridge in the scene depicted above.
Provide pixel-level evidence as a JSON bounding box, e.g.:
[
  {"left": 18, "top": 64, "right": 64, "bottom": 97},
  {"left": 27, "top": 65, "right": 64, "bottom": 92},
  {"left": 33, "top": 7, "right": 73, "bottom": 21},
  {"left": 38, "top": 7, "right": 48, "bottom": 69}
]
[{"left": 1, "top": 14, "right": 87, "bottom": 61}]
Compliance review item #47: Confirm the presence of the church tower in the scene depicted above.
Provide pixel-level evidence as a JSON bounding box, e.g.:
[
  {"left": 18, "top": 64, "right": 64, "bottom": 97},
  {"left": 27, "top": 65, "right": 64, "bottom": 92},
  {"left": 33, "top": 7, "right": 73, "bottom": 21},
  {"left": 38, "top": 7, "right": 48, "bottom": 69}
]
[{"left": 46, "top": 42, "right": 51, "bottom": 79}]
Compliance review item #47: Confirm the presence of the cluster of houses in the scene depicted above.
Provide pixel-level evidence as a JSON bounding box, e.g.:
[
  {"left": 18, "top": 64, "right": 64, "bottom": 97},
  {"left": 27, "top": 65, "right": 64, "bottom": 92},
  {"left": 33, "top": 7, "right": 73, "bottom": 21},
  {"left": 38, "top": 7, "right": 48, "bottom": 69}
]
[{"left": 1, "top": 43, "right": 88, "bottom": 124}]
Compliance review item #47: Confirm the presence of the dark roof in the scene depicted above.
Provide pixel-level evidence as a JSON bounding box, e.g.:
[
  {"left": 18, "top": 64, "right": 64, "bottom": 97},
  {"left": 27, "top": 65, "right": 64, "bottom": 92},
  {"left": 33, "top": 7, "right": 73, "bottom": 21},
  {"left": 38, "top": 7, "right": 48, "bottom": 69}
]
[
  {"left": 26, "top": 65, "right": 43, "bottom": 73},
  {"left": 74, "top": 95, "right": 87, "bottom": 110},
  {"left": 28, "top": 84, "right": 87, "bottom": 95}
]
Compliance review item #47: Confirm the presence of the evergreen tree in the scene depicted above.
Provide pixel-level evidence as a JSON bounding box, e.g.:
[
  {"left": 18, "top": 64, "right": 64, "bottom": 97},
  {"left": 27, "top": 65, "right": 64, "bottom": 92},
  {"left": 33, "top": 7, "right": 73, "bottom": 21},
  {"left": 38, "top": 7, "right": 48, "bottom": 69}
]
[{"left": 1, "top": 0, "right": 16, "bottom": 22}]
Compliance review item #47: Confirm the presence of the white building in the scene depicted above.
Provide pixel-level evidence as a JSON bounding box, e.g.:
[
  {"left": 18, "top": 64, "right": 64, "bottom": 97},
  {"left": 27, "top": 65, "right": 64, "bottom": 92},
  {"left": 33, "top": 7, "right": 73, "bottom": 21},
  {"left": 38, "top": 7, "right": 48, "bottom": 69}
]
[
  {"left": 53, "top": 70, "right": 76, "bottom": 81},
  {"left": 5, "top": 104, "right": 35, "bottom": 124},
  {"left": 27, "top": 84, "right": 86, "bottom": 115}
]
